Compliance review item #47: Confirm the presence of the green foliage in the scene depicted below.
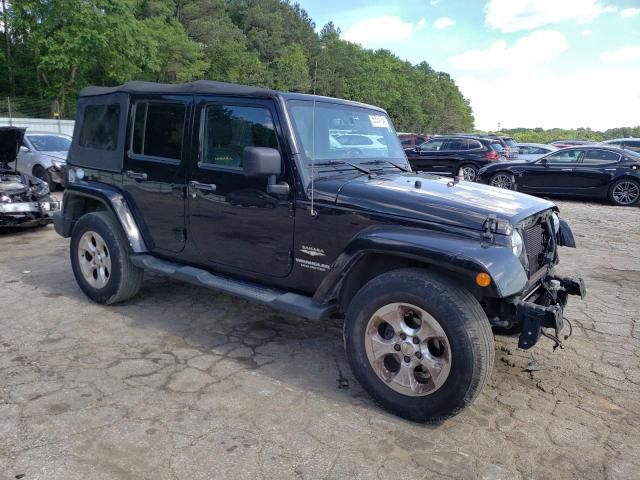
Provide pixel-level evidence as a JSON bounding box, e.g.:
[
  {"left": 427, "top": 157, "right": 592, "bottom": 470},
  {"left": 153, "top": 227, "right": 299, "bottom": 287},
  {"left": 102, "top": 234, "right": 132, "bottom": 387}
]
[
  {"left": 497, "top": 127, "right": 640, "bottom": 143},
  {"left": 2, "top": 0, "right": 475, "bottom": 132}
]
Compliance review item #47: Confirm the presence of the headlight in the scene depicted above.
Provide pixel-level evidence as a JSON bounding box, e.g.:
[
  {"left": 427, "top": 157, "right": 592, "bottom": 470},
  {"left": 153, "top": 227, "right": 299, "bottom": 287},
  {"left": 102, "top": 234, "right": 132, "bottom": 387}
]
[
  {"left": 551, "top": 212, "right": 560, "bottom": 234},
  {"left": 510, "top": 230, "right": 523, "bottom": 257}
]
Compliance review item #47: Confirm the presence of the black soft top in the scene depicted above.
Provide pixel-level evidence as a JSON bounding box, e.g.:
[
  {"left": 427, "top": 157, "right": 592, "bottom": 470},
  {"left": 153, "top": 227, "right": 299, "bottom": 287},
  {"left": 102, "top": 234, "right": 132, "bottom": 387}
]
[{"left": 80, "top": 80, "right": 278, "bottom": 98}]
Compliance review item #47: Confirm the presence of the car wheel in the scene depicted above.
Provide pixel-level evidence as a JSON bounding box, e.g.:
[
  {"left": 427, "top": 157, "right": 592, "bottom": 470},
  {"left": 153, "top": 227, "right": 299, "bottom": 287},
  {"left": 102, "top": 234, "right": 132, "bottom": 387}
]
[
  {"left": 609, "top": 179, "right": 640, "bottom": 206},
  {"left": 344, "top": 268, "right": 494, "bottom": 422},
  {"left": 70, "top": 211, "right": 144, "bottom": 304},
  {"left": 489, "top": 172, "right": 516, "bottom": 190},
  {"left": 32, "top": 165, "right": 56, "bottom": 191},
  {"left": 460, "top": 164, "right": 478, "bottom": 181}
]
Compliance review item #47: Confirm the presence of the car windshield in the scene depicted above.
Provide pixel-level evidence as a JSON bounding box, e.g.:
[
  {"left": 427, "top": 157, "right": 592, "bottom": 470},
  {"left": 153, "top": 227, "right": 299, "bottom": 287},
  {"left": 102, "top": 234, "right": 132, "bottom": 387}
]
[
  {"left": 503, "top": 138, "right": 517, "bottom": 147},
  {"left": 287, "top": 99, "right": 407, "bottom": 169},
  {"left": 27, "top": 135, "right": 71, "bottom": 152}
]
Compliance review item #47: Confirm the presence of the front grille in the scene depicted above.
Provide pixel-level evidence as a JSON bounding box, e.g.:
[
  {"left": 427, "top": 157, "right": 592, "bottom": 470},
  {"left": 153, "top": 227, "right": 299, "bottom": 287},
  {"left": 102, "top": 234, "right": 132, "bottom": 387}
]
[{"left": 523, "top": 222, "right": 546, "bottom": 274}]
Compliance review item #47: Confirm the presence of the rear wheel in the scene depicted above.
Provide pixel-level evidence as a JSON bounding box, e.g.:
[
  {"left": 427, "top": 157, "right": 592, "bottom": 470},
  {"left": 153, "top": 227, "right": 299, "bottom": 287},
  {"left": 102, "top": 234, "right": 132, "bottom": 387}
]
[
  {"left": 70, "top": 211, "right": 143, "bottom": 304},
  {"left": 344, "top": 269, "right": 494, "bottom": 422},
  {"left": 460, "top": 164, "right": 478, "bottom": 181},
  {"left": 489, "top": 172, "right": 516, "bottom": 190},
  {"left": 608, "top": 179, "right": 640, "bottom": 206}
]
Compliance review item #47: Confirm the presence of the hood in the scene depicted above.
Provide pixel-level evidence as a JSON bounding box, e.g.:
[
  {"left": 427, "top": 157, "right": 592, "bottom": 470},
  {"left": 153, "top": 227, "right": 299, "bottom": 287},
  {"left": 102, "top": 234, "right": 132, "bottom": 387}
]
[
  {"left": 0, "top": 127, "right": 26, "bottom": 169},
  {"left": 314, "top": 172, "right": 555, "bottom": 231},
  {"left": 41, "top": 151, "right": 68, "bottom": 162}
]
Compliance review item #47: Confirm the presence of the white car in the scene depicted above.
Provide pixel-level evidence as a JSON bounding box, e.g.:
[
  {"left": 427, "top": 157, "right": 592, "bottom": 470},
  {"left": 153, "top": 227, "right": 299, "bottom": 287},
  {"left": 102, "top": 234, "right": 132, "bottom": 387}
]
[
  {"left": 516, "top": 143, "right": 559, "bottom": 162},
  {"left": 9, "top": 132, "right": 71, "bottom": 190},
  {"left": 332, "top": 133, "right": 388, "bottom": 157}
]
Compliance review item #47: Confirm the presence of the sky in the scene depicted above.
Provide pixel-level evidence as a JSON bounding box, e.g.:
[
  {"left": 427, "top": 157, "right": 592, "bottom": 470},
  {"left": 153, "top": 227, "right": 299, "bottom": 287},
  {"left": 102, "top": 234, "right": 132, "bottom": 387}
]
[{"left": 296, "top": 0, "right": 640, "bottom": 131}]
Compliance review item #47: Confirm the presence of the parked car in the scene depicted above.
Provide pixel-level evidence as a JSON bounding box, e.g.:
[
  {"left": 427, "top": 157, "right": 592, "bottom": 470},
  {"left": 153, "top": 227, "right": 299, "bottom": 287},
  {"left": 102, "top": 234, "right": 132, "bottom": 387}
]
[
  {"left": 516, "top": 143, "right": 559, "bottom": 162},
  {"left": 398, "top": 133, "right": 430, "bottom": 150},
  {"left": 0, "top": 127, "right": 61, "bottom": 227},
  {"left": 598, "top": 138, "right": 640, "bottom": 154},
  {"left": 477, "top": 146, "right": 640, "bottom": 206},
  {"left": 405, "top": 135, "right": 506, "bottom": 181},
  {"left": 55, "top": 80, "right": 584, "bottom": 422},
  {"left": 485, "top": 135, "right": 519, "bottom": 159},
  {"left": 8, "top": 131, "right": 71, "bottom": 190},
  {"left": 332, "top": 133, "right": 388, "bottom": 156},
  {"left": 548, "top": 139, "right": 595, "bottom": 148}
]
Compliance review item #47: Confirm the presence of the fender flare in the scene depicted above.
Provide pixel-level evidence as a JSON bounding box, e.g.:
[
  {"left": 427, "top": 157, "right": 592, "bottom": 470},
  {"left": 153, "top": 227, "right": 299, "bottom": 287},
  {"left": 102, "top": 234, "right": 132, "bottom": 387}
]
[
  {"left": 55, "top": 182, "right": 148, "bottom": 252},
  {"left": 313, "top": 226, "right": 528, "bottom": 304}
]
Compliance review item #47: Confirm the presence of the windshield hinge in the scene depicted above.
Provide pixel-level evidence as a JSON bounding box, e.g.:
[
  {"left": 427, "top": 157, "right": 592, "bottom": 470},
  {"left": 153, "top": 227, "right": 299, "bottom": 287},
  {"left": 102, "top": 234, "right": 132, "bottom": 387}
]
[{"left": 482, "top": 214, "right": 498, "bottom": 243}]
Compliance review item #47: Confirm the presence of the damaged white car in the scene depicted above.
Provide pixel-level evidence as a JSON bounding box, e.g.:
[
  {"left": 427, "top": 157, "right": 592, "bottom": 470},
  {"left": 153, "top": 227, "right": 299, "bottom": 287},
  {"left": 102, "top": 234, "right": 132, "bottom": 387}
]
[{"left": 1, "top": 127, "right": 60, "bottom": 227}]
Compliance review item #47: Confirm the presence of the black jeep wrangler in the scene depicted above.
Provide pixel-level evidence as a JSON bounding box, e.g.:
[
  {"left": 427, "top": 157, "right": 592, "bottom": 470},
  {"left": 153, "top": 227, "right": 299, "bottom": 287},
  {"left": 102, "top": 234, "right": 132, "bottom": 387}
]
[{"left": 55, "top": 81, "right": 585, "bottom": 422}]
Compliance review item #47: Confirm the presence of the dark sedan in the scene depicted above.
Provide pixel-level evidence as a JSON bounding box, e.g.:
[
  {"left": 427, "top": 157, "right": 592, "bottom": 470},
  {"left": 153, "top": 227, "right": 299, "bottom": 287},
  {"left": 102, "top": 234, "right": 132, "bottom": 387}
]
[{"left": 476, "top": 146, "right": 640, "bottom": 206}]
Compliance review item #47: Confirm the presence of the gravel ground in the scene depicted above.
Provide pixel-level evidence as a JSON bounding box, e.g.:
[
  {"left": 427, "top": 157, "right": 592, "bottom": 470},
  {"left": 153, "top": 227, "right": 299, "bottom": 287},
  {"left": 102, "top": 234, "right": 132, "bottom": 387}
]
[{"left": 0, "top": 200, "right": 639, "bottom": 480}]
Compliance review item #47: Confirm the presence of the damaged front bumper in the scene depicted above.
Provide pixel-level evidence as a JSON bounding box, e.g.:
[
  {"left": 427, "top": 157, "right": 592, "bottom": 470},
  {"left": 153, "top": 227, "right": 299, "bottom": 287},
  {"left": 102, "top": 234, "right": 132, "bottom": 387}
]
[
  {"left": 516, "top": 274, "right": 586, "bottom": 350},
  {"left": 0, "top": 199, "right": 61, "bottom": 226}
]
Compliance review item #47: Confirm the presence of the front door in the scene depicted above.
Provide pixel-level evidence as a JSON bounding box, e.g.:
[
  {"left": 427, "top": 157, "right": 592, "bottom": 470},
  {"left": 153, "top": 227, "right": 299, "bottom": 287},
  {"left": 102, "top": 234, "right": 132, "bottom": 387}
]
[
  {"left": 123, "top": 96, "right": 191, "bottom": 253},
  {"left": 519, "top": 149, "right": 583, "bottom": 192},
  {"left": 187, "top": 97, "right": 294, "bottom": 278}
]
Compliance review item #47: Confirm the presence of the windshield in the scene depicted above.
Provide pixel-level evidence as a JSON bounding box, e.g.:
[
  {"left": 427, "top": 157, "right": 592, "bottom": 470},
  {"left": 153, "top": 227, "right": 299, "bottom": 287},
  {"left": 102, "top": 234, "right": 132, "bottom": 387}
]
[
  {"left": 287, "top": 100, "right": 408, "bottom": 168},
  {"left": 27, "top": 135, "right": 71, "bottom": 152},
  {"left": 504, "top": 138, "right": 518, "bottom": 147}
]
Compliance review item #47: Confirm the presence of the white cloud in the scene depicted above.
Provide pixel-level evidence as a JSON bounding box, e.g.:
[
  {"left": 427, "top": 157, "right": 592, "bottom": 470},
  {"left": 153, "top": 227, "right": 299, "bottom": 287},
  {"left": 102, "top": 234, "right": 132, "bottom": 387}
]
[
  {"left": 581, "top": 29, "right": 593, "bottom": 36},
  {"left": 449, "top": 30, "right": 568, "bottom": 72},
  {"left": 416, "top": 18, "right": 426, "bottom": 30},
  {"left": 621, "top": 8, "right": 640, "bottom": 18},
  {"left": 430, "top": 0, "right": 440, "bottom": 5},
  {"left": 600, "top": 45, "right": 640, "bottom": 63},
  {"left": 343, "top": 16, "right": 424, "bottom": 44},
  {"left": 434, "top": 17, "right": 456, "bottom": 29},
  {"left": 456, "top": 66, "right": 640, "bottom": 130},
  {"left": 485, "top": 0, "right": 617, "bottom": 32}
]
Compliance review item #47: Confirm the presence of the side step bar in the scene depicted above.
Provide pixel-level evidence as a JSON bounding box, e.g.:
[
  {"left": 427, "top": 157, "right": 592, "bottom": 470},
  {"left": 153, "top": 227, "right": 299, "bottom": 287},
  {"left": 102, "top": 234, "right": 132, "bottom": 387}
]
[{"left": 130, "top": 254, "right": 335, "bottom": 321}]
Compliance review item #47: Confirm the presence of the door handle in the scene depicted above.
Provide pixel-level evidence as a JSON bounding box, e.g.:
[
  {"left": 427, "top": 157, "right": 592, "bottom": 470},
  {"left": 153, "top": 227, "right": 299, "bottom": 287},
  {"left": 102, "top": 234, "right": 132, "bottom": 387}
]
[
  {"left": 190, "top": 180, "right": 216, "bottom": 192},
  {"left": 560, "top": 168, "right": 573, "bottom": 171},
  {"left": 126, "top": 170, "right": 148, "bottom": 181}
]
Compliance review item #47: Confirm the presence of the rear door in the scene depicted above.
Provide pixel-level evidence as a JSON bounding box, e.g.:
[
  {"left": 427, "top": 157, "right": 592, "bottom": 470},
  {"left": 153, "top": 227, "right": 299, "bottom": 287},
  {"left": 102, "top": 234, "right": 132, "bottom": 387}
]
[
  {"left": 123, "top": 96, "right": 191, "bottom": 253},
  {"left": 186, "top": 96, "right": 294, "bottom": 278},
  {"left": 571, "top": 149, "right": 621, "bottom": 191}
]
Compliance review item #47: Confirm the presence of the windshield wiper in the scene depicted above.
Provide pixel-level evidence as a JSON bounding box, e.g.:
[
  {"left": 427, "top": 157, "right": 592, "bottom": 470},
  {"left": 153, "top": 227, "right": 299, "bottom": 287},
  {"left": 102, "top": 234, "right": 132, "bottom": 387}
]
[
  {"left": 360, "top": 159, "right": 410, "bottom": 172},
  {"left": 309, "top": 160, "right": 373, "bottom": 176}
]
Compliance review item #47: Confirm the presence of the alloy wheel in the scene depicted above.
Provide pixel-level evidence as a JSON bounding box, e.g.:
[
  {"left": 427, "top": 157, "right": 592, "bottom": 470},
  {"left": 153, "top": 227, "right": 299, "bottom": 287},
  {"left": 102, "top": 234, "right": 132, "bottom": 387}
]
[
  {"left": 490, "top": 173, "right": 514, "bottom": 190},
  {"left": 77, "top": 230, "right": 112, "bottom": 288},
  {"left": 364, "top": 303, "right": 452, "bottom": 396},
  {"left": 462, "top": 166, "right": 477, "bottom": 181},
  {"left": 612, "top": 181, "right": 640, "bottom": 205}
]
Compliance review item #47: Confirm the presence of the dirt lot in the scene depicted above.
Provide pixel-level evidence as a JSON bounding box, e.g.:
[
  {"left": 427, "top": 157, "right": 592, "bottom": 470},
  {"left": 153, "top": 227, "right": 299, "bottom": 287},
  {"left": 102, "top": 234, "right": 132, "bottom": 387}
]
[{"left": 1, "top": 200, "right": 639, "bottom": 480}]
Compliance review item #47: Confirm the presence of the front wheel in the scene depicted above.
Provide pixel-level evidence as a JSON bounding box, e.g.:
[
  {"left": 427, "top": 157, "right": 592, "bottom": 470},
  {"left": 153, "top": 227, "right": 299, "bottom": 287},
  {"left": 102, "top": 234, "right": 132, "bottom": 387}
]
[
  {"left": 489, "top": 172, "right": 516, "bottom": 190},
  {"left": 70, "top": 211, "right": 143, "bottom": 304},
  {"left": 608, "top": 178, "right": 640, "bottom": 206},
  {"left": 344, "top": 269, "right": 494, "bottom": 422}
]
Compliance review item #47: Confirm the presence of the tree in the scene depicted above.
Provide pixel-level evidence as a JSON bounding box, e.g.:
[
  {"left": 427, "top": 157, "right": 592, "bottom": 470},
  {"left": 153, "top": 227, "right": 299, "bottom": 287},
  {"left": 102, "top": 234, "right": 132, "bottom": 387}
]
[{"left": 271, "top": 43, "right": 310, "bottom": 92}]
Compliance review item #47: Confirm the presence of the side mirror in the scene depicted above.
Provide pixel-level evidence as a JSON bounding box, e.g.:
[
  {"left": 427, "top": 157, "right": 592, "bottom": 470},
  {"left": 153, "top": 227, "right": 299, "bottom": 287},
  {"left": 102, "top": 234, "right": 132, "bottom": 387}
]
[
  {"left": 242, "top": 147, "right": 282, "bottom": 177},
  {"left": 20, "top": 146, "right": 30, "bottom": 153},
  {"left": 242, "top": 147, "right": 289, "bottom": 196}
]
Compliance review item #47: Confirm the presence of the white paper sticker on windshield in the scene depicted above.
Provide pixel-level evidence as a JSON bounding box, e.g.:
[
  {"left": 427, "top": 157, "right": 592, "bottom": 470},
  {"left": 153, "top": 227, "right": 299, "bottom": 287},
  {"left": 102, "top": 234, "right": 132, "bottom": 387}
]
[{"left": 369, "top": 115, "right": 389, "bottom": 128}]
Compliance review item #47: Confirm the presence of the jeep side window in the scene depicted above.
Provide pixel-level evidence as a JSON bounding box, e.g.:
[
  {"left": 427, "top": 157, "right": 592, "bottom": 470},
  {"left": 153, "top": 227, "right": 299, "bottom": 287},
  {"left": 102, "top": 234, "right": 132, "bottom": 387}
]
[
  {"left": 131, "top": 101, "right": 185, "bottom": 160},
  {"left": 201, "top": 105, "right": 277, "bottom": 168},
  {"left": 78, "top": 104, "right": 121, "bottom": 150}
]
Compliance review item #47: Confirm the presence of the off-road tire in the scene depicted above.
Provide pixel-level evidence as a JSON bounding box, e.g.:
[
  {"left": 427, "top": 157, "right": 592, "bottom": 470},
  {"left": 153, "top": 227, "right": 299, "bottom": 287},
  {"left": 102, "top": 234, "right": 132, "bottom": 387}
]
[
  {"left": 608, "top": 178, "right": 640, "bottom": 207},
  {"left": 344, "top": 268, "right": 494, "bottom": 422},
  {"left": 70, "top": 211, "right": 143, "bottom": 304}
]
